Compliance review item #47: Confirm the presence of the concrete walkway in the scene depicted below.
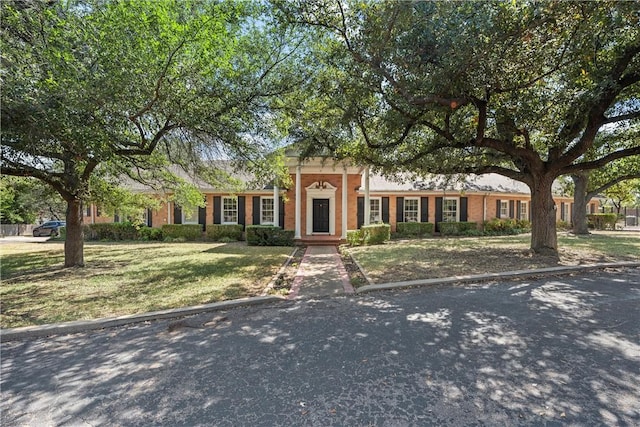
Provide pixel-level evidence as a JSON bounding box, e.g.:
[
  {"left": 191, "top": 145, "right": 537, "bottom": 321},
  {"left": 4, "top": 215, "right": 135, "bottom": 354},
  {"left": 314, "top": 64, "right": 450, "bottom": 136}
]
[{"left": 288, "top": 246, "right": 354, "bottom": 299}]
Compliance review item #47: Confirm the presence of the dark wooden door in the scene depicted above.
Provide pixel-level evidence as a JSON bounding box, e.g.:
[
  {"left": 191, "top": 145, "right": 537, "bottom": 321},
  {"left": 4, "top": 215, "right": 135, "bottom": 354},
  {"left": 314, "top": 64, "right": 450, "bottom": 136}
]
[{"left": 312, "top": 199, "right": 330, "bottom": 233}]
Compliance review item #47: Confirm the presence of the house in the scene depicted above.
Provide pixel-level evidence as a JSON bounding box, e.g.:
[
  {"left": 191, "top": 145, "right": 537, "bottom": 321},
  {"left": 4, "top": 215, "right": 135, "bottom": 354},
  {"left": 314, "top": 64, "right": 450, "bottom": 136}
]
[{"left": 84, "top": 155, "right": 597, "bottom": 243}]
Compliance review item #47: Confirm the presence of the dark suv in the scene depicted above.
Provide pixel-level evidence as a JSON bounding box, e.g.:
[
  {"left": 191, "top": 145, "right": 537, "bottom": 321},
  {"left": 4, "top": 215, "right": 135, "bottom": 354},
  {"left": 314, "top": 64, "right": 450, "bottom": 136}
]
[{"left": 32, "top": 221, "right": 66, "bottom": 237}]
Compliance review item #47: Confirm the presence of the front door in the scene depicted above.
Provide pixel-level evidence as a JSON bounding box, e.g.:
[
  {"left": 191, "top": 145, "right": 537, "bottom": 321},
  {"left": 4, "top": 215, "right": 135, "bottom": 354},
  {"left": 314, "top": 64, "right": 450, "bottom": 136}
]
[{"left": 312, "top": 198, "right": 330, "bottom": 233}]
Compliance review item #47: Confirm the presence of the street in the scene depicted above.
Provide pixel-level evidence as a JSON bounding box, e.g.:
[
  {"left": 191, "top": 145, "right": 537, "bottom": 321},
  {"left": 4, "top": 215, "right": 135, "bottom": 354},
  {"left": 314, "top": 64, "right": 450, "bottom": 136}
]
[{"left": 2, "top": 268, "right": 639, "bottom": 426}]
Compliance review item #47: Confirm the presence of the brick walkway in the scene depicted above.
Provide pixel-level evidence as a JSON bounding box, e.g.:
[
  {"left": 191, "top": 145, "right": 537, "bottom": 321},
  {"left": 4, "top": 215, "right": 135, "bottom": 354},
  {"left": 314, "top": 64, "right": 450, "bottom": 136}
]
[{"left": 288, "top": 246, "right": 354, "bottom": 299}]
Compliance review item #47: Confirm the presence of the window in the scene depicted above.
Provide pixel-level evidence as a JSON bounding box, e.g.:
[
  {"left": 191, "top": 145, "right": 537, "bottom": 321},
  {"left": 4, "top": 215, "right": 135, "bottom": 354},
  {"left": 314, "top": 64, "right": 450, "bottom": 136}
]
[
  {"left": 443, "top": 198, "right": 458, "bottom": 222},
  {"left": 223, "top": 197, "right": 238, "bottom": 224},
  {"left": 182, "top": 208, "right": 198, "bottom": 224},
  {"left": 404, "top": 198, "right": 419, "bottom": 222},
  {"left": 86, "top": 206, "right": 92, "bottom": 217},
  {"left": 519, "top": 202, "right": 528, "bottom": 220},
  {"left": 261, "top": 197, "right": 274, "bottom": 225},
  {"left": 369, "top": 198, "right": 381, "bottom": 223},
  {"left": 563, "top": 204, "right": 570, "bottom": 222},
  {"left": 500, "top": 201, "right": 509, "bottom": 218},
  {"left": 96, "top": 206, "right": 102, "bottom": 217}
]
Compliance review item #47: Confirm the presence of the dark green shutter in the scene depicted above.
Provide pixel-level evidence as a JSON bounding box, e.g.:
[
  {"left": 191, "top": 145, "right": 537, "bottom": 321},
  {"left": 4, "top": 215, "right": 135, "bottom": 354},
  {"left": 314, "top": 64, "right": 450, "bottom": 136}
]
[
  {"left": 147, "top": 208, "right": 153, "bottom": 227},
  {"left": 561, "top": 202, "right": 565, "bottom": 220},
  {"left": 496, "top": 199, "right": 501, "bottom": 218},
  {"left": 213, "top": 197, "right": 221, "bottom": 224},
  {"left": 173, "top": 205, "right": 182, "bottom": 224},
  {"left": 279, "top": 198, "right": 285, "bottom": 229},
  {"left": 420, "top": 197, "right": 429, "bottom": 222},
  {"left": 198, "top": 205, "right": 206, "bottom": 231},
  {"left": 435, "top": 197, "right": 443, "bottom": 231},
  {"left": 509, "top": 200, "right": 515, "bottom": 219},
  {"left": 516, "top": 201, "right": 521, "bottom": 220},
  {"left": 238, "top": 196, "right": 246, "bottom": 228},
  {"left": 460, "top": 197, "right": 468, "bottom": 222},
  {"left": 252, "top": 196, "right": 261, "bottom": 225},
  {"left": 357, "top": 197, "right": 364, "bottom": 229},
  {"left": 382, "top": 197, "right": 390, "bottom": 224},
  {"left": 396, "top": 197, "right": 404, "bottom": 223}
]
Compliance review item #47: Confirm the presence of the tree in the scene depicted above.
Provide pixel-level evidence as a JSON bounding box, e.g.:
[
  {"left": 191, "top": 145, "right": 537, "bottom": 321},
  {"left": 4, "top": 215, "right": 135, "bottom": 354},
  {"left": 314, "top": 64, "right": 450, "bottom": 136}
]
[
  {"left": 2, "top": 0, "right": 301, "bottom": 266},
  {"left": 570, "top": 154, "right": 640, "bottom": 234},
  {"left": 0, "top": 176, "right": 66, "bottom": 224},
  {"left": 278, "top": 0, "right": 640, "bottom": 254},
  {"left": 604, "top": 178, "right": 640, "bottom": 214}
]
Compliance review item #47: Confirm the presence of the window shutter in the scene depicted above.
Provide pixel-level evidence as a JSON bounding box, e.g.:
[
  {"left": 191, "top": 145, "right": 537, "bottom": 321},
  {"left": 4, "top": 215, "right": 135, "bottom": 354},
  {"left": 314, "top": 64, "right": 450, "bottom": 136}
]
[
  {"left": 496, "top": 199, "right": 501, "bottom": 218},
  {"left": 357, "top": 197, "right": 364, "bottom": 229},
  {"left": 420, "top": 197, "right": 429, "bottom": 222},
  {"left": 382, "top": 197, "right": 390, "bottom": 224},
  {"left": 252, "top": 196, "right": 261, "bottom": 225},
  {"left": 279, "top": 198, "right": 285, "bottom": 229},
  {"left": 396, "top": 197, "right": 404, "bottom": 223},
  {"left": 570, "top": 203, "right": 574, "bottom": 223},
  {"left": 213, "top": 197, "right": 221, "bottom": 224},
  {"left": 114, "top": 214, "right": 120, "bottom": 223},
  {"left": 238, "top": 196, "right": 246, "bottom": 228},
  {"left": 529, "top": 201, "right": 532, "bottom": 221},
  {"left": 516, "top": 201, "right": 521, "bottom": 220},
  {"left": 198, "top": 206, "right": 206, "bottom": 231},
  {"left": 590, "top": 203, "right": 595, "bottom": 214},
  {"left": 460, "top": 197, "right": 468, "bottom": 222},
  {"left": 435, "top": 197, "right": 443, "bottom": 231},
  {"left": 147, "top": 209, "right": 153, "bottom": 227},
  {"left": 561, "top": 202, "right": 565, "bottom": 220},
  {"left": 509, "top": 200, "right": 515, "bottom": 219},
  {"left": 173, "top": 206, "right": 182, "bottom": 224}
]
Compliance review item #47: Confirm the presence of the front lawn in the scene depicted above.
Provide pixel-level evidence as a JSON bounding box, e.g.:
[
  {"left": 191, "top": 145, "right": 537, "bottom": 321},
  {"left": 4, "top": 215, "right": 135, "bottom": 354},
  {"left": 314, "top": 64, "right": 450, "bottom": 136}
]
[
  {"left": 345, "top": 231, "right": 640, "bottom": 285},
  {"left": 0, "top": 241, "right": 292, "bottom": 328}
]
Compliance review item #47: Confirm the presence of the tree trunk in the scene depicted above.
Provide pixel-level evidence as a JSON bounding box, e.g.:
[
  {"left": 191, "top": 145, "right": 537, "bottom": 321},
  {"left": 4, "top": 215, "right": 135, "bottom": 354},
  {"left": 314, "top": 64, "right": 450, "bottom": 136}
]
[
  {"left": 529, "top": 177, "right": 558, "bottom": 255},
  {"left": 571, "top": 173, "right": 590, "bottom": 235},
  {"left": 64, "top": 197, "right": 85, "bottom": 267}
]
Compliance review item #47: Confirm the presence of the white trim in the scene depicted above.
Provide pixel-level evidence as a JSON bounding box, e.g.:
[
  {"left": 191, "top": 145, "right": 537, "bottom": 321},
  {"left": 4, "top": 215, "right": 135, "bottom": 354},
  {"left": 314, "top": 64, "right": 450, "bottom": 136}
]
[
  {"left": 305, "top": 181, "right": 337, "bottom": 236},
  {"left": 260, "top": 196, "right": 275, "bottom": 225},
  {"left": 182, "top": 209, "right": 199, "bottom": 225},
  {"left": 519, "top": 201, "right": 528, "bottom": 220},
  {"left": 403, "top": 197, "right": 420, "bottom": 223},
  {"left": 442, "top": 197, "right": 460, "bottom": 222},
  {"left": 295, "top": 166, "right": 301, "bottom": 239},
  {"left": 368, "top": 196, "right": 382, "bottom": 223},
  {"left": 342, "top": 167, "right": 348, "bottom": 239},
  {"left": 222, "top": 196, "right": 238, "bottom": 225},
  {"left": 500, "top": 200, "right": 509, "bottom": 218},
  {"left": 364, "top": 167, "right": 371, "bottom": 226},
  {"left": 273, "top": 185, "right": 279, "bottom": 228}
]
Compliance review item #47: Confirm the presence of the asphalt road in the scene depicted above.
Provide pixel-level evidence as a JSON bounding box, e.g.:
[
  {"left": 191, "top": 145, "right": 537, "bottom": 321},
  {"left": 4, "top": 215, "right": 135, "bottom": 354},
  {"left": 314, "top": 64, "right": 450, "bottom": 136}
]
[{"left": 2, "top": 268, "right": 639, "bottom": 426}]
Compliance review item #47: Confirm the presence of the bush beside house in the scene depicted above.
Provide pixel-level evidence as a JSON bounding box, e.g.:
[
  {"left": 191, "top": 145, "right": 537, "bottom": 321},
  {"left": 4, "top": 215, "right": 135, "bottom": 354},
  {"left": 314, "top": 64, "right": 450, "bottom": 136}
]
[
  {"left": 587, "top": 213, "right": 618, "bottom": 230},
  {"left": 245, "top": 225, "right": 294, "bottom": 246},
  {"left": 207, "top": 224, "right": 243, "bottom": 241},
  {"left": 161, "top": 224, "right": 203, "bottom": 241},
  {"left": 438, "top": 222, "right": 478, "bottom": 236},
  {"left": 396, "top": 222, "right": 434, "bottom": 237},
  {"left": 361, "top": 223, "right": 391, "bottom": 245}
]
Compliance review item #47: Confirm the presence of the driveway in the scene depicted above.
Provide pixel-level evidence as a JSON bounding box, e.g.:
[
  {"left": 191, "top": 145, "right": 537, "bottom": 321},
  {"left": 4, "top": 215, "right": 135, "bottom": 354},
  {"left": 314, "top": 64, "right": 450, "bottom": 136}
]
[
  {"left": 0, "top": 236, "right": 51, "bottom": 244},
  {"left": 2, "top": 268, "right": 639, "bottom": 426}
]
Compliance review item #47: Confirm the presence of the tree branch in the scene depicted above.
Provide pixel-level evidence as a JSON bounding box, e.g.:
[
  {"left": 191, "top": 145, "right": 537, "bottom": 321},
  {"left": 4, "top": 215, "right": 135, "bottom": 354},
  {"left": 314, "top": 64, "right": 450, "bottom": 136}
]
[
  {"left": 586, "top": 173, "right": 640, "bottom": 199},
  {"left": 563, "top": 146, "right": 640, "bottom": 174}
]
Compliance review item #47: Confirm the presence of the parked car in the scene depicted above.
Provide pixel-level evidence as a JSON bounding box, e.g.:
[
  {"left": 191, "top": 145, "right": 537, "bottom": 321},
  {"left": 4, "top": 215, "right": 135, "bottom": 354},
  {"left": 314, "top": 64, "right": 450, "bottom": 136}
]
[{"left": 32, "top": 221, "right": 66, "bottom": 237}]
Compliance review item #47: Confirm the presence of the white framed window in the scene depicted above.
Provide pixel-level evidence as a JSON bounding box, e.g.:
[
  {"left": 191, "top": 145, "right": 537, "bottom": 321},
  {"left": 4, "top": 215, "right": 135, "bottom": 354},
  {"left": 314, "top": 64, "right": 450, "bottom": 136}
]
[
  {"left": 223, "top": 197, "right": 238, "bottom": 224},
  {"left": 182, "top": 208, "right": 198, "bottom": 224},
  {"left": 443, "top": 198, "right": 458, "bottom": 222},
  {"left": 404, "top": 198, "right": 419, "bottom": 222},
  {"left": 500, "top": 201, "right": 509, "bottom": 218},
  {"left": 261, "top": 197, "right": 274, "bottom": 225},
  {"left": 369, "top": 197, "right": 382, "bottom": 223},
  {"left": 519, "top": 202, "right": 528, "bottom": 220},
  {"left": 563, "top": 204, "right": 570, "bottom": 222}
]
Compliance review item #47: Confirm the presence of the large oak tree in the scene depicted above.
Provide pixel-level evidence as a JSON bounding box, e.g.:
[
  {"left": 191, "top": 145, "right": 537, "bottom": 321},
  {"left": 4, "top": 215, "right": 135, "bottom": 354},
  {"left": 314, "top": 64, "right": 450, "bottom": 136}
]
[
  {"left": 2, "top": 0, "right": 301, "bottom": 266},
  {"left": 279, "top": 0, "right": 640, "bottom": 254}
]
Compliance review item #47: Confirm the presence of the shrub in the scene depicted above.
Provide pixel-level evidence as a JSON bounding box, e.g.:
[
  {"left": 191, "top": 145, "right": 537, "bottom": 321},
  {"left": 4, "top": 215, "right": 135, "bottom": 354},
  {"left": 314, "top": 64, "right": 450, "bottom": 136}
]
[
  {"left": 438, "top": 222, "right": 478, "bottom": 236},
  {"left": 483, "top": 218, "right": 530, "bottom": 235},
  {"left": 138, "top": 226, "right": 163, "bottom": 241},
  {"left": 207, "top": 224, "right": 243, "bottom": 241},
  {"left": 396, "top": 222, "right": 434, "bottom": 237},
  {"left": 87, "top": 222, "right": 139, "bottom": 241},
  {"left": 245, "top": 225, "right": 294, "bottom": 246},
  {"left": 346, "top": 229, "right": 363, "bottom": 246},
  {"left": 556, "top": 220, "right": 570, "bottom": 230},
  {"left": 361, "top": 223, "right": 391, "bottom": 245},
  {"left": 161, "top": 224, "right": 203, "bottom": 241},
  {"left": 587, "top": 213, "right": 618, "bottom": 230}
]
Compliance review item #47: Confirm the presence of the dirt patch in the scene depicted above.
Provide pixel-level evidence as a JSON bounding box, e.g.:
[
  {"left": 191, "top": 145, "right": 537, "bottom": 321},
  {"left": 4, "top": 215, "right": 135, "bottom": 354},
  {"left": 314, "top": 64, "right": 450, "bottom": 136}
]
[
  {"left": 339, "top": 247, "right": 369, "bottom": 287},
  {"left": 264, "top": 247, "right": 305, "bottom": 296}
]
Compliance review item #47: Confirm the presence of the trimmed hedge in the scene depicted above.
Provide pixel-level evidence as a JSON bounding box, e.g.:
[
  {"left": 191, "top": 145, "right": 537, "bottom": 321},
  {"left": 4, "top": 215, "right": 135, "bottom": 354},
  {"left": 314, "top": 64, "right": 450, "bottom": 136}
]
[
  {"left": 138, "top": 226, "right": 163, "bottom": 241},
  {"left": 161, "top": 224, "right": 203, "bottom": 241},
  {"left": 483, "top": 218, "right": 531, "bottom": 235},
  {"left": 207, "top": 224, "right": 243, "bottom": 241},
  {"left": 438, "top": 221, "right": 478, "bottom": 236},
  {"left": 346, "top": 229, "right": 363, "bottom": 246},
  {"left": 587, "top": 213, "right": 617, "bottom": 230},
  {"left": 396, "top": 222, "right": 434, "bottom": 237},
  {"left": 246, "top": 225, "right": 294, "bottom": 246},
  {"left": 361, "top": 223, "right": 391, "bottom": 245},
  {"left": 86, "top": 223, "right": 139, "bottom": 241}
]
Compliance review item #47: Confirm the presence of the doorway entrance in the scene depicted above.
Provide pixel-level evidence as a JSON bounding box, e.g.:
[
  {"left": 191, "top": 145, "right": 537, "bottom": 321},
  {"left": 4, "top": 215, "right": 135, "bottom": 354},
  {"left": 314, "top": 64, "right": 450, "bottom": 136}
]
[{"left": 312, "top": 199, "right": 330, "bottom": 233}]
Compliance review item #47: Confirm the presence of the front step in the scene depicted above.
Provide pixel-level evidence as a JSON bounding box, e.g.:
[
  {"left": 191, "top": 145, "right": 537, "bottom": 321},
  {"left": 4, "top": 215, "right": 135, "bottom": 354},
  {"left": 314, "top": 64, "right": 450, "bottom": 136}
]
[{"left": 296, "top": 236, "right": 344, "bottom": 246}]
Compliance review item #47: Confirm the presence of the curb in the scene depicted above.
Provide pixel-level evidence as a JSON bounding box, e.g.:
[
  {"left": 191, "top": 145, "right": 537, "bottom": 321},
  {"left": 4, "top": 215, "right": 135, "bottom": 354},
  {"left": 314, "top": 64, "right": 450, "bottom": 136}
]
[
  {"left": 0, "top": 296, "right": 284, "bottom": 342},
  {"left": 355, "top": 262, "right": 640, "bottom": 294}
]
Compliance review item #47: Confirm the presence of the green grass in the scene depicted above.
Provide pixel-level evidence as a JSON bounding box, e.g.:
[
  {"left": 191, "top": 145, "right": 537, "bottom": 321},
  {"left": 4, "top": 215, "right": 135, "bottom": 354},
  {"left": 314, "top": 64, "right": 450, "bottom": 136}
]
[
  {"left": 345, "top": 231, "right": 640, "bottom": 285},
  {"left": 1, "top": 241, "right": 292, "bottom": 328}
]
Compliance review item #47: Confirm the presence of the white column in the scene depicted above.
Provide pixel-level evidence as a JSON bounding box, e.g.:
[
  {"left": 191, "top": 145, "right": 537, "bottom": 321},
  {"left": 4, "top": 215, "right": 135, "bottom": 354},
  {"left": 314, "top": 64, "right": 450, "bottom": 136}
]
[
  {"left": 273, "top": 185, "right": 279, "bottom": 228},
  {"left": 342, "top": 167, "right": 348, "bottom": 238},
  {"left": 364, "top": 166, "right": 371, "bottom": 226},
  {"left": 294, "top": 165, "right": 301, "bottom": 239},
  {"left": 167, "top": 201, "right": 171, "bottom": 224}
]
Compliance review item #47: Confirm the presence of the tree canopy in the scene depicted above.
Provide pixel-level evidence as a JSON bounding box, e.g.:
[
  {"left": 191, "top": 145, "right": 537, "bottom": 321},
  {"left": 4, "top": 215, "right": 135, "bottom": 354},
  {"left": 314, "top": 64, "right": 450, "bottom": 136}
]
[
  {"left": 277, "top": 0, "right": 640, "bottom": 253},
  {"left": 1, "top": 0, "right": 301, "bottom": 266}
]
